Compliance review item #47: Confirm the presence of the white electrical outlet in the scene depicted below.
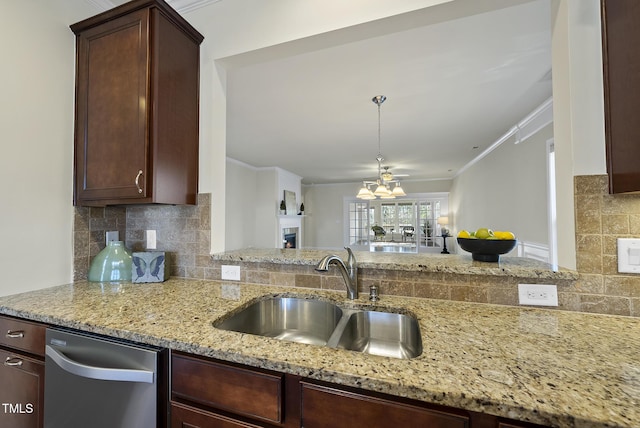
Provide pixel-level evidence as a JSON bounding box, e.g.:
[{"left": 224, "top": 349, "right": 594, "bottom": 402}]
[
  {"left": 221, "top": 265, "right": 241, "bottom": 281},
  {"left": 146, "top": 230, "right": 157, "bottom": 250},
  {"left": 518, "top": 284, "right": 558, "bottom": 306}
]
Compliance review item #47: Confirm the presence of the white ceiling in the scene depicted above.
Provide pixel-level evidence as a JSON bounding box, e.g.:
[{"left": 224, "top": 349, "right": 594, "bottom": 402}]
[{"left": 224, "top": 0, "right": 552, "bottom": 185}]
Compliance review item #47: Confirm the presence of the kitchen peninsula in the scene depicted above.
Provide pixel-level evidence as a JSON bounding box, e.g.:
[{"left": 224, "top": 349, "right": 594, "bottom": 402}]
[
  {"left": 211, "top": 249, "right": 581, "bottom": 313},
  {"left": 0, "top": 273, "right": 637, "bottom": 427},
  {"left": 211, "top": 248, "right": 578, "bottom": 278}
]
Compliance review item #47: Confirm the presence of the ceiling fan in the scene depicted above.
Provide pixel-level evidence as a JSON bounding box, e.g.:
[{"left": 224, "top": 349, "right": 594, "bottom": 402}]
[{"left": 381, "top": 166, "right": 409, "bottom": 182}]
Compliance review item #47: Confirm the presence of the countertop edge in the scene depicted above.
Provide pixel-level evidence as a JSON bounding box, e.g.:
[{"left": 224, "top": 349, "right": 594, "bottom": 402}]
[{"left": 211, "top": 248, "right": 578, "bottom": 280}]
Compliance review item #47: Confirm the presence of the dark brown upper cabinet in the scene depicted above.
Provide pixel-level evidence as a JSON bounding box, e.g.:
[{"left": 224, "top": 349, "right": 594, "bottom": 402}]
[
  {"left": 601, "top": 0, "right": 640, "bottom": 194},
  {"left": 71, "top": 0, "right": 203, "bottom": 206}
]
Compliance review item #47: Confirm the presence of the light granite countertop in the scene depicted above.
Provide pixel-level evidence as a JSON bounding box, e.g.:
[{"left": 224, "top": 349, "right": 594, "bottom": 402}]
[
  {"left": 0, "top": 279, "right": 637, "bottom": 427},
  {"left": 212, "top": 248, "right": 579, "bottom": 280}
]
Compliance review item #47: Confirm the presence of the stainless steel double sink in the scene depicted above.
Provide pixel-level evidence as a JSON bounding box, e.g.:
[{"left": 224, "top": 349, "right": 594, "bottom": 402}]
[{"left": 214, "top": 297, "right": 423, "bottom": 359}]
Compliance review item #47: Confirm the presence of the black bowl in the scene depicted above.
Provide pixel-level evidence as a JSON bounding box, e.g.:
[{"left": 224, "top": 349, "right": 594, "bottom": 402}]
[{"left": 457, "top": 238, "right": 517, "bottom": 262}]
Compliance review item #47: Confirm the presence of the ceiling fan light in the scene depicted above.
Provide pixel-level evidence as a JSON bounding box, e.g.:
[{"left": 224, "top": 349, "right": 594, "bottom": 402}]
[
  {"left": 381, "top": 171, "right": 393, "bottom": 181},
  {"left": 380, "top": 184, "right": 395, "bottom": 198},
  {"left": 391, "top": 183, "right": 406, "bottom": 197},
  {"left": 356, "top": 189, "right": 376, "bottom": 200},
  {"left": 373, "top": 183, "right": 390, "bottom": 196},
  {"left": 357, "top": 184, "right": 376, "bottom": 199}
]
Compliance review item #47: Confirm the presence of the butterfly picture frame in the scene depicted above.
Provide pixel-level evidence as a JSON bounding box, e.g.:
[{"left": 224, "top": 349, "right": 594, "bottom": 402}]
[{"left": 132, "top": 252, "right": 166, "bottom": 283}]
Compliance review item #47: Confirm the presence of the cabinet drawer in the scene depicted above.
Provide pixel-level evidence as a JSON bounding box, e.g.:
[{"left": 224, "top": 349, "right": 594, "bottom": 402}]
[
  {"left": 171, "top": 402, "right": 264, "bottom": 428},
  {"left": 0, "top": 316, "right": 46, "bottom": 357},
  {"left": 171, "top": 353, "right": 284, "bottom": 424},
  {"left": 300, "top": 381, "right": 469, "bottom": 428}
]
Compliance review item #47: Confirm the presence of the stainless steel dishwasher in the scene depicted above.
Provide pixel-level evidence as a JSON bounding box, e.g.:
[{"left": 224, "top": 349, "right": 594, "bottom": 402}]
[{"left": 44, "top": 327, "right": 165, "bottom": 428}]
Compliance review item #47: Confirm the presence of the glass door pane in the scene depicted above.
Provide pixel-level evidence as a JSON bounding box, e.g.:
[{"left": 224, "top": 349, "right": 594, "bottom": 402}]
[
  {"left": 418, "top": 200, "right": 441, "bottom": 251},
  {"left": 347, "top": 201, "right": 370, "bottom": 250},
  {"left": 381, "top": 203, "right": 396, "bottom": 240}
]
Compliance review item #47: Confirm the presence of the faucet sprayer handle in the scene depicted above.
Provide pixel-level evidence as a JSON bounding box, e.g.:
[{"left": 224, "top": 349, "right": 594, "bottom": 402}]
[{"left": 343, "top": 246, "right": 355, "bottom": 269}]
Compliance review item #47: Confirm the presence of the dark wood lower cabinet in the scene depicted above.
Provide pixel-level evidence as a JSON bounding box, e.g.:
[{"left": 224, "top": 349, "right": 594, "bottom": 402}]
[
  {"left": 0, "top": 315, "right": 46, "bottom": 428},
  {"left": 170, "top": 351, "right": 549, "bottom": 428},
  {"left": 300, "top": 381, "right": 468, "bottom": 428},
  {"left": 171, "top": 401, "right": 265, "bottom": 428},
  {"left": 0, "top": 348, "right": 45, "bottom": 428},
  {"left": 171, "top": 352, "right": 285, "bottom": 425}
]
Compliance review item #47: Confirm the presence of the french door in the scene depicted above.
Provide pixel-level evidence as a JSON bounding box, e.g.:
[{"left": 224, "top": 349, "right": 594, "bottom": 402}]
[{"left": 345, "top": 194, "right": 448, "bottom": 253}]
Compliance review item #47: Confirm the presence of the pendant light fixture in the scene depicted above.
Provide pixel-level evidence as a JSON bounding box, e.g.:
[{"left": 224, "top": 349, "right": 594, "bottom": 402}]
[{"left": 356, "top": 95, "right": 406, "bottom": 199}]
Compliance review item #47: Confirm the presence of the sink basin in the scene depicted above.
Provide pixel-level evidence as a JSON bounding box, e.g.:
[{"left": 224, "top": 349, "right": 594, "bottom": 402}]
[
  {"left": 215, "top": 296, "right": 423, "bottom": 359},
  {"left": 214, "top": 297, "right": 343, "bottom": 346},
  {"left": 336, "top": 311, "right": 423, "bottom": 359}
]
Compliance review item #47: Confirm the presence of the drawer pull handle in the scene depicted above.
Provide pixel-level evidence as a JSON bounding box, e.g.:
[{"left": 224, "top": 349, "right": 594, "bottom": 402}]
[
  {"left": 6, "top": 330, "right": 24, "bottom": 338},
  {"left": 4, "top": 357, "right": 23, "bottom": 367},
  {"left": 135, "top": 169, "right": 144, "bottom": 194}
]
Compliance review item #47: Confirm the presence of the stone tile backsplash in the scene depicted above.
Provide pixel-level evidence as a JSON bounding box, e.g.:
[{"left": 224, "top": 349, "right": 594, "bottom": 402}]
[
  {"left": 73, "top": 205, "right": 126, "bottom": 281},
  {"left": 73, "top": 194, "right": 211, "bottom": 281},
  {"left": 73, "top": 177, "right": 640, "bottom": 317},
  {"left": 574, "top": 175, "right": 640, "bottom": 317}
]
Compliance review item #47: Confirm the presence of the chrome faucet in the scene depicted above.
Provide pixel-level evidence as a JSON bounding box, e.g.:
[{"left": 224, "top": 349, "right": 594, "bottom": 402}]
[{"left": 315, "top": 247, "right": 358, "bottom": 299}]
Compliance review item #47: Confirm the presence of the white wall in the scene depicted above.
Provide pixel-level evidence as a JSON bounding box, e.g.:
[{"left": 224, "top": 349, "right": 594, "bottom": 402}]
[
  {"left": 303, "top": 183, "right": 355, "bottom": 249},
  {"left": 450, "top": 124, "right": 552, "bottom": 252},
  {"left": 225, "top": 164, "right": 302, "bottom": 249},
  {"left": 277, "top": 168, "right": 303, "bottom": 213},
  {"left": 253, "top": 169, "right": 279, "bottom": 248},
  {"left": 0, "top": 1, "right": 97, "bottom": 296},
  {"left": 225, "top": 159, "right": 258, "bottom": 250},
  {"left": 551, "top": 0, "right": 605, "bottom": 269}
]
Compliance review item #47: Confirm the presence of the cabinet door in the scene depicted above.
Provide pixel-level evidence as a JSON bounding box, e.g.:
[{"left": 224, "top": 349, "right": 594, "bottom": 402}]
[
  {"left": 0, "top": 348, "right": 45, "bottom": 428},
  {"left": 300, "top": 381, "right": 469, "bottom": 428},
  {"left": 74, "top": 9, "right": 150, "bottom": 204},
  {"left": 601, "top": 0, "right": 640, "bottom": 193}
]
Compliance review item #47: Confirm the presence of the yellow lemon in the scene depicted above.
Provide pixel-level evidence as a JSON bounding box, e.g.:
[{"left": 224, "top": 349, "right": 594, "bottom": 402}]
[
  {"left": 495, "top": 231, "right": 515, "bottom": 240},
  {"left": 458, "top": 230, "right": 471, "bottom": 239},
  {"left": 475, "top": 228, "right": 493, "bottom": 240}
]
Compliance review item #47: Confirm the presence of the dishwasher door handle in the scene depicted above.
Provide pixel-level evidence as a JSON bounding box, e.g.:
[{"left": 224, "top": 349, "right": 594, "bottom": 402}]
[{"left": 45, "top": 345, "right": 154, "bottom": 384}]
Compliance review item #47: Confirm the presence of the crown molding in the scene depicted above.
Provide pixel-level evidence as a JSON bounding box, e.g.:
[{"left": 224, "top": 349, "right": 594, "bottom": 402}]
[
  {"left": 455, "top": 97, "right": 553, "bottom": 178},
  {"left": 85, "top": 0, "right": 117, "bottom": 10},
  {"left": 169, "top": 0, "right": 221, "bottom": 14},
  {"left": 86, "top": 0, "right": 221, "bottom": 14}
]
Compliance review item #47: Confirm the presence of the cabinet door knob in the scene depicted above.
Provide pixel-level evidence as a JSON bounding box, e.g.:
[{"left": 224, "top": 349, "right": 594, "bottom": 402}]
[
  {"left": 4, "top": 356, "right": 23, "bottom": 367},
  {"left": 135, "top": 170, "right": 144, "bottom": 194},
  {"left": 6, "top": 330, "right": 24, "bottom": 338}
]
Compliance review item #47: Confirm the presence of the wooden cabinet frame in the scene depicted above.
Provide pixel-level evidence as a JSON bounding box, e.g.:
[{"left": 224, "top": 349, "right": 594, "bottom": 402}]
[{"left": 71, "top": 0, "right": 203, "bottom": 206}]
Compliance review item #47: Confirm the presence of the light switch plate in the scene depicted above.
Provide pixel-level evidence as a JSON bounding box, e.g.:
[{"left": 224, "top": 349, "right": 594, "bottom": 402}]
[
  {"left": 617, "top": 238, "right": 640, "bottom": 273},
  {"left": 105, "top": 231, "right": 119, "bottom": 243},
  {"left": 146, "top": 230, "right": 157, "bottom": 250}
]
